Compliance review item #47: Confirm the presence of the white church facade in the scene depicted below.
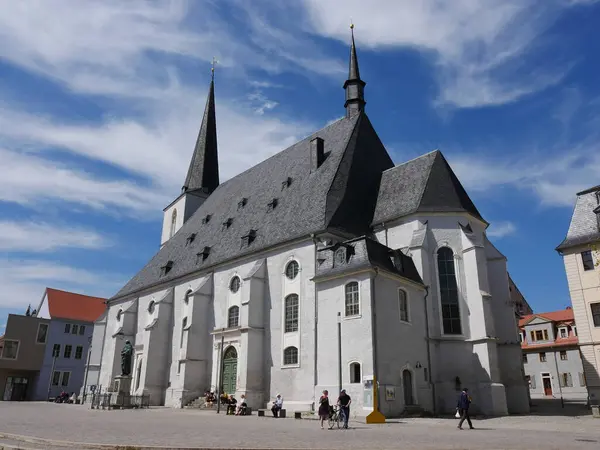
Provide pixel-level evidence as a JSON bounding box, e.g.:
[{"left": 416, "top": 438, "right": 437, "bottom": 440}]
[{"left": 92, "top": 31, "right": 529, "bottom": 417}]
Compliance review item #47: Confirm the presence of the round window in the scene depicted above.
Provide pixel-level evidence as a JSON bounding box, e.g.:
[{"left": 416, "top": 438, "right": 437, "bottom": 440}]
[
  {"left": 285, "top": 260, "right": 299, "bottom": 280},
  {"left": 335, "top": 248, "right": 346, "bottom": 264},
  {"left": 147, "top": 301, "right": 155, "bottom": 314},
  {"left": 230, "top": 276, "right": 241, "bottom": 293}
]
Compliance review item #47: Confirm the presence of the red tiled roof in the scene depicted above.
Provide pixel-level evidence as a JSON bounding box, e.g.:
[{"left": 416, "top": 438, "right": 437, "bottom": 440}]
[
  {"left": 519, "top": 308, "right": 578, "bottom": 350},
  {"left": 518, "top": 308, "right": 574, "bottom": 327},
  {"left": 46, "top": 288, "right": 106, "bottom": 323}
]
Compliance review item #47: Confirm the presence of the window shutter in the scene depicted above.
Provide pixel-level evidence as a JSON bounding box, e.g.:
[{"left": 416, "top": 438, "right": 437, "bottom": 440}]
[
  {"left": 559, "top": 374, "right": 565, "bottom": 388},
  {"left": 567, "top": 373, "right": 573, "bottom": 388},
  {"left": 531, "top": 375, "right": 536, "bottom": 389},
  {"left": 579, "top": 372, "right": 586, "bottom": 387}
]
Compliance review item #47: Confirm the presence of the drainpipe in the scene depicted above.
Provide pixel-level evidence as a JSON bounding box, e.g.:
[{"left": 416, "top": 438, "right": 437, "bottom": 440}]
[
  {"left": 370, "top": 268, "right": 380, "bottom": 411},
  {"left": 311, "top": 234, "right": 319, "bottom": 408},
  {"left": 422, "top": 285, "right": 437, "bottom": 414},
  {"left": 552, "top": 350, "right": 565, "bottom": 409}
]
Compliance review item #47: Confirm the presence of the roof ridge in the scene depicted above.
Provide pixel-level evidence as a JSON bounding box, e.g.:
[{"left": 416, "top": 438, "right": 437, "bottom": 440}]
[
  {"left": 46, "top": 287, "right": 106, "bottom": 300},
  {"left": 382, "top": 149, "right": 440, "bottom": 173},
  {"left": 205, "top": 116, "right": 351, "bottom": 197}
]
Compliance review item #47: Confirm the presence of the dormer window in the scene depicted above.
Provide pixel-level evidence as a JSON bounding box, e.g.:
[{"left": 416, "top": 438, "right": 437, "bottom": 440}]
[
  {"left": 186, "top": 233, "right": 196, "bottom": 246},
  {"left": 223, "top": 218, "right": 233, "bottom": 230},
  {"left": 241, "top": 230, "right": 257, "bottom": 247},
  {"left": 161, "top": 261, "right": 173, "bottom": 277},
  {"left": 238, "top": 198, "right": 248, "bottom": 209},
  {"left": 267, "top": 198, "right": 278, "bottom": 211},
  {"left": 334, "top": 247, "right": 346, "bottom": 266},
  {"left": 281, "top": 177, "right": 292, "bottom": 190},
  {"left": 559, "top": 327, "right": 568, "bottom": 339},
  {"left": 196, "top": 246, "right": 211, "bottom": 264},
  {"left": 202, "top": 214, "right": 212, "bottom": 224}
]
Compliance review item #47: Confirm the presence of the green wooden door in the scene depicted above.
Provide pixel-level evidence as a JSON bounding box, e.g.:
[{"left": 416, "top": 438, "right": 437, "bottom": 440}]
[{"left": 222, "top": 347, "right": 237, "bottom": 395}]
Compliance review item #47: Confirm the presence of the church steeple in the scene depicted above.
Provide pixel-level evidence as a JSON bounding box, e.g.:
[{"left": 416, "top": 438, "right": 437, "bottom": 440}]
[
  {"left": 182, "top": 60, "right": 220, "bottom": 194},
  {"left": 343, "top": 24, "right": 366, "bottom": 118}
]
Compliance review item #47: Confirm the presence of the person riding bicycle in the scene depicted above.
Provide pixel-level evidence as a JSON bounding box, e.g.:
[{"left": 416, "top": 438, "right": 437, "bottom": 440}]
[{"left": 337, "top": 389, "right": 351, "bottom": 429}]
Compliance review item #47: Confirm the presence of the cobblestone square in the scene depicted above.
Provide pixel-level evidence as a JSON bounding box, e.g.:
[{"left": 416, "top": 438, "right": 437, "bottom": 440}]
[{"left": 1, "top": 402, "right": 599, "bottom": 450}]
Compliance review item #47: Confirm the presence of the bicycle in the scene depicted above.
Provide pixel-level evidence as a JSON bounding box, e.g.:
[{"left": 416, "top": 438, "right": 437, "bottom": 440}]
[{"left": 328, "top": 405, "right": 341, "bottom": 429}]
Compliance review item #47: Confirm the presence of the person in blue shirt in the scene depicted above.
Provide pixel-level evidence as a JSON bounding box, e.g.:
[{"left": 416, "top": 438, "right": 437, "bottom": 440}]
[{"left": 456, "top": 388, "right": 474, "bottom": 430}]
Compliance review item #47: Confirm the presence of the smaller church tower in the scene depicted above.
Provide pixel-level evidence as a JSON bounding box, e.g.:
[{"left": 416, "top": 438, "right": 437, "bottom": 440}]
[
  {"left": 161, "top": 63, "right": 220, "bottom": 247},
  {"left": 343, "top": 24, "right": 366, "bottom": 117}
]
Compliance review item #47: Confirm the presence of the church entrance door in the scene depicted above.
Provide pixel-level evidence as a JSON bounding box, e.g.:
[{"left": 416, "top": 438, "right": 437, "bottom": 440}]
[
  {"left": 402, "top": 370, "right": 414, "bottom": 406},
  {"left": 222, "top": 346, "right": 238, "bottom": 395}
]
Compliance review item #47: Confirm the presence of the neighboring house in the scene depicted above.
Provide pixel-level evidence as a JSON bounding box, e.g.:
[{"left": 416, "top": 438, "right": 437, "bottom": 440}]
[
  {"left": 31, "top": 288, "right": 106, "bottom": 400},
  {"left": 556, "top": 185, "right": 600, "bottom": 405},
  {"left": 96, "top": 31, "right": 529, "bottom": 416},
  {"left": 80, "top": 310, "right": 107, "bottom": 398},
  {"left": 0, "top": 314, "right": 51, "bottom": 401},
  {"left": 509, "top": 274, "right": 533, "bottom": 319},
  {"left": 519, "top": 308, "right": 586, "bottom": 401}
]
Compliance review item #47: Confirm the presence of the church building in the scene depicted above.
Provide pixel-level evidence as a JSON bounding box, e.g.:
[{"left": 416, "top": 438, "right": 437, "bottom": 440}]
[{"left": 96, "top": 30, "right": 529, "bottom": 417}]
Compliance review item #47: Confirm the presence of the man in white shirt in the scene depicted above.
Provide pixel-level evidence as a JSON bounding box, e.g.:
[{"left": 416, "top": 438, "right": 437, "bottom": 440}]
[{"left": 271, "top": 394, "right": 283, "bottom": 417}]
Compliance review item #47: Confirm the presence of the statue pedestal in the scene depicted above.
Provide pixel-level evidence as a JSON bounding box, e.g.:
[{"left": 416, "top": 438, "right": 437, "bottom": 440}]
[{"left": 109, "top": 376, "right": 132, "bottom": 409}]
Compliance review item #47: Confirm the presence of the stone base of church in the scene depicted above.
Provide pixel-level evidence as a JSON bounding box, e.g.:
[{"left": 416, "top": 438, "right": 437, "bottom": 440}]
[
  {"left": 476, "top": 382, "right": 508, "bottom": 416},
  {"left": 504, "top": 382, "right": 530, "bottom": 414},
  {"left": 588, "top": 386, "right": 600, "bottom": 405}
]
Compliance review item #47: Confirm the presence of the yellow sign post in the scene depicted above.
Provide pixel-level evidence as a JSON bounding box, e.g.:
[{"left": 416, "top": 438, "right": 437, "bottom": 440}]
[{"left": 365, "top": 376, "right": 386, "bottom": 424}]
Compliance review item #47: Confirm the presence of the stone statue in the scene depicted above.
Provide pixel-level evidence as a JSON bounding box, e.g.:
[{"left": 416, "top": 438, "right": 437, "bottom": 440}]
[{"left": 121, "top": 340, "right": 133, "bottom": 376}]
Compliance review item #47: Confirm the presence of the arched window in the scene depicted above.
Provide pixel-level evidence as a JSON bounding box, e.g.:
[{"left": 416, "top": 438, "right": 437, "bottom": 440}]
[
  {"left": 228, "top": 306, "right": 239, "bottom": 328},
  {"left": 284, "top": 294, "right": 299, "bottom": 332},
  {"left": 135, "top": 358, "right": 143, "bottom": 391},
  {"left": 283, "top": 346, "right": 298, "bottom": 365},
  {"left": 437, "top": 247, "right": 461, "bottom": 335},
  {"left": 147, "top": 301, "right": 155, "bottom": 315},
  {"left": 180, "top": 317, "right": 188, "bottom": 348},
  {"left": 229, "top": 276, "right": 241, "bottom": 293},
  {"left": 170, "top": 209, "right": 177, "bottom": 238},
  {"left": 285, "top": 260, "right": 299, "bottom": 280},
  {"left": 116, "top": 309, "right": 123, "bottom": 322},
  {"left": 184, "top": 289, "right": 192, "bottom": 305},
  {"left": 398, "top": 289, "right": 409, "bottom": 322},
  {"left": 345, "top": 282, "right": 360, "bottom": 317},
  {"left": 350, "top": 362, "right": 361, "bottom": 384}
]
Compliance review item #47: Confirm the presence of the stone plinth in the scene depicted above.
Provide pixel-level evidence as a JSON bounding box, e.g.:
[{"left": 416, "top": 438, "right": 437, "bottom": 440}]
[{"left": 109, "top": 376, "right": 132, "bottom": 409}]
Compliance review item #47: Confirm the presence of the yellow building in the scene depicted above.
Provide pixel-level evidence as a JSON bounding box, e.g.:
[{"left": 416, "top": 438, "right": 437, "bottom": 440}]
[{"left": 556, "top": 185, "right": 600, "bottom": 404}]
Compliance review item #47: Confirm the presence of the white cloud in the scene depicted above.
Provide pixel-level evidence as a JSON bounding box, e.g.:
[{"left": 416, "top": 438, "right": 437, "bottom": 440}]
[
  {"left": 0, "top": 260, "right": 123, "bottom": 308},
  {"left": 0, "top": 221, "right": 110, "bottom": 252},
  {"left": 487, "top": 221, "right": 517, "bottom": 239},
  {"left": 448, "top": 143, "right": 600, "bottom": 207},
  {"left": 300, "top": 0, "right": 577, "bottom": 108}
]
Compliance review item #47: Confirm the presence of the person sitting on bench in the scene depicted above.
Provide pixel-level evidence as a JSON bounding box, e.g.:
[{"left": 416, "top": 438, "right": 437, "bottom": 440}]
[
  {"left": 227, "top": 395, "right": 237, "bottom": 415},
  {"left": 271, "top": 394, "right": 283, "bottom": 418},
  {"left": 236, "top": 394, "right": 248, "bottom": 415}
]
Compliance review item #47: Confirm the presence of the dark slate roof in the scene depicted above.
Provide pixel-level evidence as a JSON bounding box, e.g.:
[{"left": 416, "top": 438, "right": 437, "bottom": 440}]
[
  {"left": 113, "top": 112, "right": 394, "bottom": 300},
  {"left": 556, "top": 186, "right": 600, "bottom": 252},
  {"left": 182, "top": 79, "right": 219, "bottom": 193},
  {"left": 372, "top": 150, "right": 484, "bottom": 225},
  {"left": 314, "top": 236, "right": 423, "bottom": 285}
]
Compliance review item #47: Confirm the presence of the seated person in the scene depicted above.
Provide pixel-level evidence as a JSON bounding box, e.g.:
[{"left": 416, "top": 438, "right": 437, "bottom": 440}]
[
  {"left": 227, "top": 395, "right": 237, "bottom": 415},
  {"left": 236, "top": 394, "right": 248, "bottom": 415},
  {"left": 204, "top": 390, "right": 215, "bottom": 407},
  {"left": 271, "top": 394, "right": 283, "bottom": 418},
  {"left": 69, "top": 392, "right": 77, "bottom": 404}
]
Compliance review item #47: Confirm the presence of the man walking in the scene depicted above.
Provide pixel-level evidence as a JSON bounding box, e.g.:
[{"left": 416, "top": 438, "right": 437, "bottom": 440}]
[
  {"left": 337, "top": 389, "right": 351, "bottom": 429},
  {"left": 456, "top": 388, "right": 474, "bottom": 430}
]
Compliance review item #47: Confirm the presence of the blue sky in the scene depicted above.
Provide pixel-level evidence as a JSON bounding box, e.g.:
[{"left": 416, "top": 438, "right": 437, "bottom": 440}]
[{"left": 1, "top": 0, "right": 600, "bottom": 334}]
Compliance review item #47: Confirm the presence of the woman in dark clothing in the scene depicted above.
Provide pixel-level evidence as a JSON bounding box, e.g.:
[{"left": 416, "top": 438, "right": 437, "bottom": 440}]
[{"left": 318, "top": 390, "right": 330, "bottom": 429}]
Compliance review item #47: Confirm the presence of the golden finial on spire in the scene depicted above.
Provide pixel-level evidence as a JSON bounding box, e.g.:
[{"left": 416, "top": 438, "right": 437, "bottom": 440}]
[
  {"left": 350, "top": 21, "right": 354, "bottom": 30},
  {"left": 211, "top": 56, "right": 219, "bottom": 80}
]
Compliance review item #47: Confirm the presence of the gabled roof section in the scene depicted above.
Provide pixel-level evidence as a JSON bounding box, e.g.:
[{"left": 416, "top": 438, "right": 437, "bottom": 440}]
[
  {"left": 372, "top": 150, "right": 484, "bottom": 225},
  {"left": 44, "top": 288, "right": 107, "bottom": 323},
  {"left": 556, "top": 185, "right": 600, "bottom": 252},
  {"left": 113, "top": 114, "right": 367, "bottom": 300},
  {"left": 314, "top": 236, "right": 423, "bottom": 286},
  {"left": 182, "top": 78, "right": 219, "bottom": 194},
  {"left": 518, "top": 308, "right": 574, "bottom": 327}
]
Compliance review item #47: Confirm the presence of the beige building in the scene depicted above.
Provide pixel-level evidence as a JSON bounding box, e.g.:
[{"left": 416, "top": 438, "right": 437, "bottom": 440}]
[{"left": 556, "top": 185, "right": 600, "bottom": 405}]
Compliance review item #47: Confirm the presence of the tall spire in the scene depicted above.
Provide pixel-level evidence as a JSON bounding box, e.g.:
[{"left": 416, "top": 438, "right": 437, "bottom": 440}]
[
  {"left": 343, "top": 23, "right": 366, "bottom": 117},
  {"left": 182, "top": 58, "right": 220, "bottom": 194}
]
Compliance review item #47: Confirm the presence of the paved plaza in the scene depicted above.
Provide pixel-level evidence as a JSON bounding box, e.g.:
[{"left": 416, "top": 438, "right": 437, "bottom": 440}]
[{"left": 0, "top": 402, "right": 599, "bottom": 450}]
